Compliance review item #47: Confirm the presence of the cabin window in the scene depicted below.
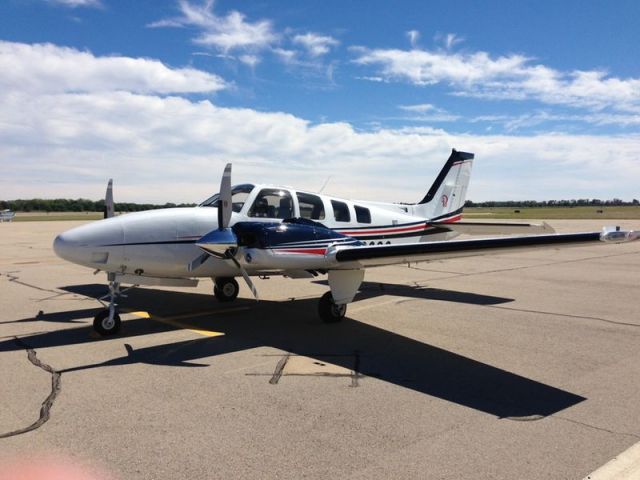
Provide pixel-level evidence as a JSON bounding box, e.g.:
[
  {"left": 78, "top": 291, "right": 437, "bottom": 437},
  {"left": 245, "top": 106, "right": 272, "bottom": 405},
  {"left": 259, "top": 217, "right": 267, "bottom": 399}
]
[
  {"left": 331, "top": 200, "right": 350, "bottom": 222},
  {"left": 199, "top": 184, "right": 254, "bottom": 213},
  {"left": 297, "top": 192, "right": 325, "bottom": 220},
  {"left": 248, "top": 189, "right": 294, "bottom": 219},
  {"left": 355, "top": 205, "right": 371, "bottom": 224}
]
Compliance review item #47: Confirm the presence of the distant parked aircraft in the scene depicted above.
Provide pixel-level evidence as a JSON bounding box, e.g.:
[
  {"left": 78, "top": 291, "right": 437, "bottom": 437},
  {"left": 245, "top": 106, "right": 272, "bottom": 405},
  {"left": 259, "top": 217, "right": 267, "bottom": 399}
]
[{"left": 0, "top": 209, "right": 15, "bottom": 222}]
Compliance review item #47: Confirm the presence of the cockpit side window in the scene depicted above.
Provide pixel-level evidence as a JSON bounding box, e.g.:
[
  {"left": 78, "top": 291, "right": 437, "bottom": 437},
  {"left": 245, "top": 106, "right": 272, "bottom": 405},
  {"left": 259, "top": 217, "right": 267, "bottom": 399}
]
[
  {"left": 248, "top": 188, "right": 294, "bottom": 219},
  {"left": 297, "top": 192, "right": 325, "bottom": 220},
  {"left": 199, "top": 184, "right": 254, "bottom": 212}
]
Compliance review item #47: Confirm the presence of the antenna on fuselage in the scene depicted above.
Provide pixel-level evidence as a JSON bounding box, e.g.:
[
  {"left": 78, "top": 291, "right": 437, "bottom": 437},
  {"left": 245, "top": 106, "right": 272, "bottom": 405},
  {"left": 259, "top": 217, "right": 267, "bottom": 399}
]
[{"left": 318, "top": 175, "right": 333, "bottom": 194}]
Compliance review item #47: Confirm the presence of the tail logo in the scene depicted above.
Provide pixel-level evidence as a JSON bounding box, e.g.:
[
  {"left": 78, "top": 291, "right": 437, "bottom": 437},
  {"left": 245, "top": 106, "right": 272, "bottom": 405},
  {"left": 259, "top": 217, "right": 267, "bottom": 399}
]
[{"left": 441, "top": 194, "right": 449, "bottom": 207}]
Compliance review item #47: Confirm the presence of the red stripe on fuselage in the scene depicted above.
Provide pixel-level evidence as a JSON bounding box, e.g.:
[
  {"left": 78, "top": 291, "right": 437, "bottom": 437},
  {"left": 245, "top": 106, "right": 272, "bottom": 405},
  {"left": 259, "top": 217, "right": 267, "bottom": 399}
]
[
  {"left": 337, "top": 223, "right": 428, "bottom": 236},
  {"left": 439, "top": 214, "right": 462, "bottom": 223},
  {"left": 276, "top": 248, "right": 327, "bottom": 255}
]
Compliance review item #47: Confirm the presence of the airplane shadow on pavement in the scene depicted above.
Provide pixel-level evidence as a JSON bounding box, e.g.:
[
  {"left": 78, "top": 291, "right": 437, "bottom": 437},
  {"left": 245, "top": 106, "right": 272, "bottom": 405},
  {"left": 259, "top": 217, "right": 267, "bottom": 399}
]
[{"left": 0, "top": 283, "right": 585, "bottom": 419}]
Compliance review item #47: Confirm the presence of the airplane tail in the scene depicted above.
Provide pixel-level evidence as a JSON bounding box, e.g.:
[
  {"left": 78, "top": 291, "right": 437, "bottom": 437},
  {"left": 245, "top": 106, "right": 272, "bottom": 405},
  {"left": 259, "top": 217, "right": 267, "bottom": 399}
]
[{"left": 412, "top": 149, "right": 474, "bottom": 222}]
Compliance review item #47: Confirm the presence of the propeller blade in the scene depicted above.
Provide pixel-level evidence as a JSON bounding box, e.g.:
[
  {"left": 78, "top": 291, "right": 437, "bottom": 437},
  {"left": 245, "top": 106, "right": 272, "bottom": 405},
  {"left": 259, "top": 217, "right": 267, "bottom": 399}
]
[
  {"left": 195, "top": 228, "right": 238, "bottom": 258},
  {"left": 229, "top": 255, "right": 259, "bottom": 301},
  {"left": 104, "top": 178, "right": 114, "bottom": 219},
  {"left": 218, "top": 163, "right": 232, "bottom": 229},
  {"left": 187, "top": 252, "right": 211, "bottom": 272}
]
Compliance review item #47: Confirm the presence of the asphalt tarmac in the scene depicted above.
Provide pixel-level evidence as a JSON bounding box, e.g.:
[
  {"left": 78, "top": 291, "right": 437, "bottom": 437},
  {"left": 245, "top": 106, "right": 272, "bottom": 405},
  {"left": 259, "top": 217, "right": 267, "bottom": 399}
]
[{"left": 1, "top": 219, "right": 639, "bottom": 479}]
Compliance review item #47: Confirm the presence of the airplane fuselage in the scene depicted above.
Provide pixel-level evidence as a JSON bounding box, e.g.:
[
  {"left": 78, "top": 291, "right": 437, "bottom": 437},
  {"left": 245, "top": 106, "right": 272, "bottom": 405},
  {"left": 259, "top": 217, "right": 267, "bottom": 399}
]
[{"left": 53, "top": 183, "right": 461, "bottom": 279}]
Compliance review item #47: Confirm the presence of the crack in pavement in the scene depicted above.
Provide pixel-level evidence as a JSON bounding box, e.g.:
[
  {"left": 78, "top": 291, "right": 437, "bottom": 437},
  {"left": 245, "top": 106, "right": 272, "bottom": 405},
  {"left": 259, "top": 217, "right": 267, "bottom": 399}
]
[
  {"left": 486, "top": 305, "right": 640, "bottom": 329},
  {"left": 1, "top": 272, "right": 64, "bottom": 295},
  {"left": 553, "top": 415, "right": 640, "bottom": 440},
  {"left": 269, "top": 353, "right": 290, "bottom": 385},
  {"left": 0, "top": 337, "right": 61, "bottom": 439}
]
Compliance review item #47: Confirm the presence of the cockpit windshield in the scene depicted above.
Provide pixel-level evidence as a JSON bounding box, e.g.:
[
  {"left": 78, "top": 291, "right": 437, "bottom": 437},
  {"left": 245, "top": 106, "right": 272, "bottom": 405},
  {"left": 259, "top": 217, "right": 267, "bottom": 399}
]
[{"left": 199, "top": 184, "right": 255, "bottom": 213}]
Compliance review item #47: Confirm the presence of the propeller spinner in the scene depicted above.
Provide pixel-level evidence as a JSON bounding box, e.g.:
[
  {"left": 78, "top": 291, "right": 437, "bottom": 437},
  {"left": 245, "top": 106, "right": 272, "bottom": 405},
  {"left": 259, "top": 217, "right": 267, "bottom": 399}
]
[{"left": 188, "top": 163, "right": 259, "bottom": 300}]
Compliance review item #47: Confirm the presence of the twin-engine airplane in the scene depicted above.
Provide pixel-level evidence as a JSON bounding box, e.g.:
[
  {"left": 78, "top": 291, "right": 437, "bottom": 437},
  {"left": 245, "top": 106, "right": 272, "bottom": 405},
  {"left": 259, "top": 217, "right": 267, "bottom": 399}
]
[{"left": 53, "top": 150, "right": 639, "bottom": 335}]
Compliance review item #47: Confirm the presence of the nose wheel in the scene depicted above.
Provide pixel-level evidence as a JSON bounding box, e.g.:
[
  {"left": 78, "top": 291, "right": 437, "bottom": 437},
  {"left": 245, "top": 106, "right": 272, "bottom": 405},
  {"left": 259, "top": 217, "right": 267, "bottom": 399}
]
[
  {"left": 318, "top": 292, "right": 346, "bottom": 323},
  {"left": 93, "top": 308, "right": 121, "bottom": 336}
]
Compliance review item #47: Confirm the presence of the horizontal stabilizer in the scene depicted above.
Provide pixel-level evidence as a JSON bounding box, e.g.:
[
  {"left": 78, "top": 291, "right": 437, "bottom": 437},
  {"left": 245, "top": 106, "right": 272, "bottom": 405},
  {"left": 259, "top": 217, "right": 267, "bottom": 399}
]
[{"left": 430, "top": 221, "right": 555, "bottom": 235}]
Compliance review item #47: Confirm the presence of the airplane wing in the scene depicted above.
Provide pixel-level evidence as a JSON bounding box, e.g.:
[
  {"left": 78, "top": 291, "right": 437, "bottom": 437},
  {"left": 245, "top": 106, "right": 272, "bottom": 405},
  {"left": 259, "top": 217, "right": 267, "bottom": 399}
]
[
  {"left": 430, "top": 221, "right": 555, "bottom": 235},
  {"left": 330, "top": 229, "right": 638, "bottom": 268}
]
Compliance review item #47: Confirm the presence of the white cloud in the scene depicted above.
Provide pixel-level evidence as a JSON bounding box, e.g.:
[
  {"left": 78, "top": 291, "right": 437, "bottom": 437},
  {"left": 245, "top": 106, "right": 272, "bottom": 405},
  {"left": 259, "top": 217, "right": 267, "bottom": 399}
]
[
  {"left": 469, "top": 111, "right": 640, "bottom": 130},
  {"left": 239, "top": 54, "right": 260, "bottom": 68},
  {"left": 150, "top": 0, "right": 278, "bottom": 54},
  {"left": 292, "top": 33, "right": 339, "bottom": 57},
  {"left": 353, "top": 43, "right": 640, "bottom": 113},
  {"left": 406, "top": 30, "right": 420, "bottom": 49},
  {"left": 1, "top": 41, "right": 639, "bottom": 204},
  {"left": 0, "top": 41, "right": 226, "bottom": 95},
  {"left": 273, "top": 42, "right": 337, "bottom": 86},
  {"left": 152, "top": 2, "right": 339, "bottom": 81},
  {"left": 399, "top": 103, "right": 438, "bottom": 113},
  {"left": 2, "top": 90, "right": 638, "bottom": 203},
  {"left": 444, "top": 33, "right": 463, "bottom": 50},
  {"left": 397, "top": 103, "right": 460, "bottom": 122},
  {"left": 45, "top": 0, "right": 102, "bottom": 7}
]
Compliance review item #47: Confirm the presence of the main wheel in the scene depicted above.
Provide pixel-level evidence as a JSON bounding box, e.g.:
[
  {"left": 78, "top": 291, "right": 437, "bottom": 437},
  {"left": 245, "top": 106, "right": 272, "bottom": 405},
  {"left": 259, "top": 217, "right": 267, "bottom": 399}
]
[
  {"left": 318, "top": 292, "right": 346, "bottom": 323},
  {"left": 93, "top": 309, "right": 121, "bottom": 336},
  {"left": 214, "top": 277, "right": 239, "bottom": 302}
]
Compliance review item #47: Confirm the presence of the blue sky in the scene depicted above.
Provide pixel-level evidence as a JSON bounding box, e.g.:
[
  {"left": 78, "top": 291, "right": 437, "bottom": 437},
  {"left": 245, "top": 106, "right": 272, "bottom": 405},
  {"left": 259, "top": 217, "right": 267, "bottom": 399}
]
[{"left": 0, "top": 0, "right": 639, "bottom": 202}]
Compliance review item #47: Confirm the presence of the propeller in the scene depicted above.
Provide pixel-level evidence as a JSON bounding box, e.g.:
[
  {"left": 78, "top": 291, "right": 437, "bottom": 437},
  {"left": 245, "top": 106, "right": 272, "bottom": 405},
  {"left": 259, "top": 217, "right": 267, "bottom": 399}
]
[
  {"left": 218, "top": 163, "right": 232, "bottom": 230},
  {"left": 187, "top": 163, "right": 259, "bottom": 300},
  {"left": 104, "top": 178, "right": 114, "bottom": 219}
]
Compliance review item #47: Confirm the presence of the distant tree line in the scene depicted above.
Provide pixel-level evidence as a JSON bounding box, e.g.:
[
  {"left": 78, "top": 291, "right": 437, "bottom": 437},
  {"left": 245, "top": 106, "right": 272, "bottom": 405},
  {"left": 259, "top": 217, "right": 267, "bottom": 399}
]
[
  {"left": 0, "top": 198, "right": 197, "bottom": 212},
  {"left": 465, "top": 199, "right": 640, "bottom": 208},
  {"left": 2, "top": 197, "right": 639, "bottom": 212}
]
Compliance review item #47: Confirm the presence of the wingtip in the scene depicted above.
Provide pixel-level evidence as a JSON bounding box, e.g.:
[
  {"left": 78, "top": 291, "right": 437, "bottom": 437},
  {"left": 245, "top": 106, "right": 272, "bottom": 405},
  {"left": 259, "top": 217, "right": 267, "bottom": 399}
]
[{"left": 600, "top": 227, "right": 639, "bottom": 243}]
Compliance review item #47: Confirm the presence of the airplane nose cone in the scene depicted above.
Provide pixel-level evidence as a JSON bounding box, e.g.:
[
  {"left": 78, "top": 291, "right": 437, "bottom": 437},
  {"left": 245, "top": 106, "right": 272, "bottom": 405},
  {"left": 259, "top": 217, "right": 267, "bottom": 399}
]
[
  {"left": 53, "top": 218, "right": 124, "bottom": 267},
  {"left": 53, "top": 232, "right": 73, "bottom": 261}
]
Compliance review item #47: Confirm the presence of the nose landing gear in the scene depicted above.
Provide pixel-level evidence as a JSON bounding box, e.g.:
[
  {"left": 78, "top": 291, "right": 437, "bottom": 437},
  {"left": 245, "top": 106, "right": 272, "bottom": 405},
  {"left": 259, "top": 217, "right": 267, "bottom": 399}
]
[{"left": 93, "top": 273, "right": 133, "bottom": 336}]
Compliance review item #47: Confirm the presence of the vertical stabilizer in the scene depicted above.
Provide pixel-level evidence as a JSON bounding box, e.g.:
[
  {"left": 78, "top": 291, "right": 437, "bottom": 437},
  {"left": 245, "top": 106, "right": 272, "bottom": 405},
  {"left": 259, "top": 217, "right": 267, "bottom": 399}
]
[{"left": 413, "top": 149, "right": 473, "bottom": 221}]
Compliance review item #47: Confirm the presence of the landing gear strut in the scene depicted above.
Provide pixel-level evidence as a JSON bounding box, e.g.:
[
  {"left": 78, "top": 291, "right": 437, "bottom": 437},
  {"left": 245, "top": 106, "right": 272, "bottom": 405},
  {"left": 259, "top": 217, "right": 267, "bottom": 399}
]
[
  {"left": 214, "top": 277, "right": 239, "bottom": 302},
  {"left": 318, "top": 291, "right": 346, "bottom": 323},
  {"left": 93, "top": 273, "right": 123, "bottom": 336}
]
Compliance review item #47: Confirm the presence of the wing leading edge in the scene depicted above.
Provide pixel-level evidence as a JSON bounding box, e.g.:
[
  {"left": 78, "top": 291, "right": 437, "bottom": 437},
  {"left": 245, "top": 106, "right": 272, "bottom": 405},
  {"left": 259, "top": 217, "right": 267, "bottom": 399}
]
[{"left": 331, "top": 229, "right": 639, "bottom": 268}]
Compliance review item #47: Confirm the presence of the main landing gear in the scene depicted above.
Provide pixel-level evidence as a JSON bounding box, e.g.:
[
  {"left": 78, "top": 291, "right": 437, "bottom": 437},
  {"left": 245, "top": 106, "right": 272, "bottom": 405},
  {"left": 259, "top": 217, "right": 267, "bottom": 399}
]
[
  {"left": 318, "top": 292, "right": 346, "bottom": 323},
  {"left": 214, "top": 277, "right": 239, "bottom": 302},
  {"left": 212, "top": 276, "right": 346, "bottom": 323}
]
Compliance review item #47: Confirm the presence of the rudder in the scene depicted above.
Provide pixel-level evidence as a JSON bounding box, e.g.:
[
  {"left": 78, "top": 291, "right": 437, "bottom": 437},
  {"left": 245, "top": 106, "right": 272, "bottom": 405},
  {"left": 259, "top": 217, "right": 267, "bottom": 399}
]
[{"left": 413, "top": 149, "right": 474, "bottom": 221}]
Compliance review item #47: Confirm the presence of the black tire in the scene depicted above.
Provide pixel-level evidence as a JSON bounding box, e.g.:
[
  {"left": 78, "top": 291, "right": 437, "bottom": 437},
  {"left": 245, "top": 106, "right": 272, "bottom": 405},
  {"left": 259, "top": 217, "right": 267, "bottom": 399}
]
[
  {"left": 214, "top": 277, "right": 239, "bottom": 302},
  {"left": 93, "top": 309, "right": 121, "bottom": 336},
  {"left": 318, "top": 292, "right": 346, "bottom": 323}
]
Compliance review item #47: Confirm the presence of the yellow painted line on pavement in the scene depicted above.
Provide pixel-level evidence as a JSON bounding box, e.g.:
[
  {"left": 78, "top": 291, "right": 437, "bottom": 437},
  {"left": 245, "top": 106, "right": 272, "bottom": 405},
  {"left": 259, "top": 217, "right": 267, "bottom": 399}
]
[{"left": 125, "top": 308, "right": 249, "bottom": 337}]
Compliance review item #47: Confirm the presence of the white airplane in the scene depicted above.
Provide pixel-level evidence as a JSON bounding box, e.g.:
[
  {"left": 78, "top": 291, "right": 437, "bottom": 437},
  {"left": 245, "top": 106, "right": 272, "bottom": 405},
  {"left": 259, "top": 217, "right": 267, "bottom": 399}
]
[{"left": 53, "top": 149, "right": 639, "bottom": 335}]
